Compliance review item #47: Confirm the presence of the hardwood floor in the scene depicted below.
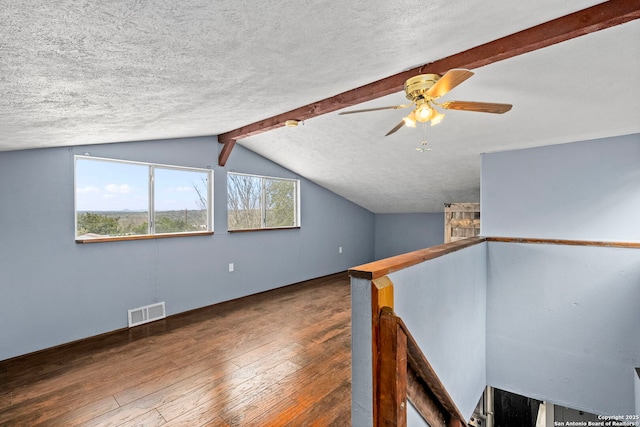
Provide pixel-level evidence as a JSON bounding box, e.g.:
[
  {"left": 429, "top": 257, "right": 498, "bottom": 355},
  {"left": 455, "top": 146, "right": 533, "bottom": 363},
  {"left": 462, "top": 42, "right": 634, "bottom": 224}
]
[{"left": 0, "top": 273, "right": 352, "bottom": 426}]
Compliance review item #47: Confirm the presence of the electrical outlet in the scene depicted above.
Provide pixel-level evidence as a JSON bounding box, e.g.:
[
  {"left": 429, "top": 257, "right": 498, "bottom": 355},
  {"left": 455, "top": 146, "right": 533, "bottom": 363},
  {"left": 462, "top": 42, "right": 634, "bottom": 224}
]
[
  {"left": 339, "top": 246, "right": 343, "bottom": 254},
  {"left": 229, "top": 263, "right": 234, "bottom": 272}
]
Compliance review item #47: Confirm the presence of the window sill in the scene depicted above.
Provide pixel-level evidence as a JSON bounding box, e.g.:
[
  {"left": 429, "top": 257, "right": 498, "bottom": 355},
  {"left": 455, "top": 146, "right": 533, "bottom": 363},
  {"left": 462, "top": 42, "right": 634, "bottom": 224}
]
[
  {"left": 76, "top": 231, "right": 214, "bottom": 244},
  {"left": 228, "top": 227, "right": 300, "bottom": 234}
]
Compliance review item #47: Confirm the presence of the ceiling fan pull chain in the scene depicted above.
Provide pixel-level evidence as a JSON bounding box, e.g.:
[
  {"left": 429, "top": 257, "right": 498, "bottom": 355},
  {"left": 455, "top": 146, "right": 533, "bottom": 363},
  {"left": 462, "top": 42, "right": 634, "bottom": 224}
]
[{"left": 416, "top": 123, "right": 432, "bottom": 152}]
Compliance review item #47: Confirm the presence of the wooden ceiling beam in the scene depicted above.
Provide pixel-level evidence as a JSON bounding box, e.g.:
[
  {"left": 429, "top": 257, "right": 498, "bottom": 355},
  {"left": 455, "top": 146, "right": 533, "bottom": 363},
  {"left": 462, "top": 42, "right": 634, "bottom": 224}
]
[
  {"left": 218, "top": 138, "right": 236, "bottom": 168},
  {"left": 217, "top": 0, "right": 640, "bottom": 165}
]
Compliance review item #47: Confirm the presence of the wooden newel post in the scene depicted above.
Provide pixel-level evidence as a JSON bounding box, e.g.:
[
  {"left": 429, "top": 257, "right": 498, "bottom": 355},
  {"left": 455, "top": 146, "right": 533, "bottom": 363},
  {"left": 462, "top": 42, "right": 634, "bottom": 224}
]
[{"left": 377, "top": 306, "right": 408, "bottom": 426}]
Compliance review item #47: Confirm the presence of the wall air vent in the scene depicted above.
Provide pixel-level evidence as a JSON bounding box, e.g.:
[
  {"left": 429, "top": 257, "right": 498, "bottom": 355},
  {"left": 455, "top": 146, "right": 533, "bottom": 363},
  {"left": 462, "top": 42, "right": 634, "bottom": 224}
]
[{"left": 128, "top": 302, "right": 166, "bottom": 327}]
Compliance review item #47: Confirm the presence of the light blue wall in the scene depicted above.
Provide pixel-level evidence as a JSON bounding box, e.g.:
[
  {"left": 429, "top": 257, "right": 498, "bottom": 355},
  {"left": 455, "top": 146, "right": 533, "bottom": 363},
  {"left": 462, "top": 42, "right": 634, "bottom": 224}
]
[
  {"left": 407, "top": 401, "right": 428, "bottom": 427},
  {"left": 0, "top": 137, "right": 374, "bottom": 361},
  {"left": 351, "top": 276, "right": 374, "bottom": 427},
  {"left": 390, "top": 243, "right": 487, "bottom": 420},
  {"left": 481, "top": 134, "right": 640, "bottom": 242},
  {"left": 481, "top": 134, "right": 640, "bottom": 415},
  {"left": 374, "top": 213, "right": 444, "bottom": 260},
  {"left": 486, "top": 242, "right": 640, "bottom": 416}
]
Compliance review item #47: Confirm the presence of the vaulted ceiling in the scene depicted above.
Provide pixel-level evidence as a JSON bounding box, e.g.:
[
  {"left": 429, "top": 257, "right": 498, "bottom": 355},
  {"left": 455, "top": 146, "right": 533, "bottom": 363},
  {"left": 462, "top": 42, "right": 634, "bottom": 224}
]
[{"left": 2, "top": 1, "right": 639, "bottom": 212}]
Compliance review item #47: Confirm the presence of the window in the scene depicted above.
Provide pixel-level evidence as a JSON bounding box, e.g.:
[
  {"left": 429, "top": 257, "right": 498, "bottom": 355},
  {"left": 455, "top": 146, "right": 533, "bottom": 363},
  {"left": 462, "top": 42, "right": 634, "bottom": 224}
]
[
  {"left": 75, "top": 156, "right": 212, "bottom": 241},
  {"left": 227, "top": 172, "right": 299, "bottom": 231}
]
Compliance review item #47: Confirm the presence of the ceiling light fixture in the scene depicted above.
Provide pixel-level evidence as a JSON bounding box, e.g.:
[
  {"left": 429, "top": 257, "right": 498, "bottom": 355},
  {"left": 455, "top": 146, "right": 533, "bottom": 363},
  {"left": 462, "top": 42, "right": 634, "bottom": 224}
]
[
  {"left": 285, "top": 120, "right": 300, "bottom": 127},
  {"left": 430, "top": 109, "right": 445, "bottom": 126},
  {"left": 339, "top": 69, "right": 512, "bottom": 139},
  {"left": 402, "top": 111, "right": 417, "bottom": 128},
  {"left": 415, "top": 102, "right": 434, "bottom": 123}
]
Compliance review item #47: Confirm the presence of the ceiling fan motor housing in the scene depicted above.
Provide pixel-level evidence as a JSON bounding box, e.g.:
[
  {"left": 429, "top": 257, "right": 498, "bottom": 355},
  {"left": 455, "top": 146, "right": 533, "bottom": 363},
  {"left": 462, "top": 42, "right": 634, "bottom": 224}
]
[{"left": 404, "top": 74, "right": 441, "bottom": 101}]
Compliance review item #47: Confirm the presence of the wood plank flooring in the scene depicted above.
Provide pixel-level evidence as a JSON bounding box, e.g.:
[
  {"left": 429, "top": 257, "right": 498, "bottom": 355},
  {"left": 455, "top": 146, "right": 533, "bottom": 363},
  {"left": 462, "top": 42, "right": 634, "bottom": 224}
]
[{"left": 0, "top": 273, "right": 352, "bottom": 426}]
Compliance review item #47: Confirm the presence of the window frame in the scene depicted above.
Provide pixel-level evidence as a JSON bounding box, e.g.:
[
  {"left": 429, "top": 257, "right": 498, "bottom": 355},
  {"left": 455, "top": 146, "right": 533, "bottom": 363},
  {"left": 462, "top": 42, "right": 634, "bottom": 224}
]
[
  {"left": 74, "top": 155, "right": 213, "bottom": 243},
  {"left": 227, "top": 171, "right": 300, "bottom": 232}
]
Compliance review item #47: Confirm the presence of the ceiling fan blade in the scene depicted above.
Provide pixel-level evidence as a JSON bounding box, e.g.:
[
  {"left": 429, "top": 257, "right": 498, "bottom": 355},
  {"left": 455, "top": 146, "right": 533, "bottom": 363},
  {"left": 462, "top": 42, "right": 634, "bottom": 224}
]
[
  {"left": 385, "top": 120, "right": 406, "bottom": 136},
  {"left": 339, "top": 104, "right": 410, "bottom": 115},
  {"left": 425, "top": 69, "right": 474, "bottom": 98},
  {"left": 440, "top": 101, "right": 512, "bottom": 114}
]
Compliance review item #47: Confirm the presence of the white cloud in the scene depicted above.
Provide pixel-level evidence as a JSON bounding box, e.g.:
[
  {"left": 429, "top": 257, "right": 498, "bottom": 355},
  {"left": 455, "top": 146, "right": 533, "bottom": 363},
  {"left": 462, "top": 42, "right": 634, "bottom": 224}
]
[
  {"left": 166, "top": 186, "right": 193, "bottom": 192},
  {"left": 103, "top": 194, "right": 115, "bottom": 199},
  {"left": 76, "top": 186, "right": 100, "bottom": 194},
  {"left": 104, "top": 184, "right": 133, "bottom": 194}
]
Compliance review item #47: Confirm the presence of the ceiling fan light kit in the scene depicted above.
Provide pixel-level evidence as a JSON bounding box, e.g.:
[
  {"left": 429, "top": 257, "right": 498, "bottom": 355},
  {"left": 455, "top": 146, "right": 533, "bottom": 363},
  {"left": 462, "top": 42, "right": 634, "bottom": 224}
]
[
  {"left": 339, "top": 68, "right": 513, "bottom": 139},
  {"left": 430, "top": 110, "right": 445, "bottom": 126},
  {"left": 414, "top": 100, "right": 434, "bottom": 122},
  {"left": 403, "top": 111, "right": 417, "bottom": 128}
]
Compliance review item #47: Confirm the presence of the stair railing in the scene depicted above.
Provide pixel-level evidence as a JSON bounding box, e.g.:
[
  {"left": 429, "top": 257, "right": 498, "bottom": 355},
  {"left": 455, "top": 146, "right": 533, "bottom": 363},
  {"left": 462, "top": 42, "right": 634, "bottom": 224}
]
[{"left": 376, "top": 305, "right": 467, "bottom": 427}]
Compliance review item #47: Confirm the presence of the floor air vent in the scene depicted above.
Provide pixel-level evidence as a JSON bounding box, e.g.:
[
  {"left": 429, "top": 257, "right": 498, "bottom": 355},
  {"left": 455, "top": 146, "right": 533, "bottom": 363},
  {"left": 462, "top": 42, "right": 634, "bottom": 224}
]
[{"left": 128, "top": 302, "right": 166, "bottom": 327}]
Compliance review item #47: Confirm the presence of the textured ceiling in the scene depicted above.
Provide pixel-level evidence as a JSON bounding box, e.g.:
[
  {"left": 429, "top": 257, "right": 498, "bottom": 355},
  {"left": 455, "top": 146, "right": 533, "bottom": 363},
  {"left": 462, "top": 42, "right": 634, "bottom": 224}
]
[{"left": 2, "top": 1, "right": 639, "bottom": 212}]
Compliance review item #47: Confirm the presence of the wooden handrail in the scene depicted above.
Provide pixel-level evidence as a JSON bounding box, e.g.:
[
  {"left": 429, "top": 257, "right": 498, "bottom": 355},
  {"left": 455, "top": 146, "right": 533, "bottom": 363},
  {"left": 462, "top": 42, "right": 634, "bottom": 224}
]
[
  {"left": 350, "top": 236, "right": 640, "bottom": 280},
  {"left": 350, "top": 237, "right": 486, "bottom": 280},
  {"left": 377, "top": 306, "right": 466, "bottom": 427},
  {"left": 486, "top": 236, "right": 640, "bottom": 249}
]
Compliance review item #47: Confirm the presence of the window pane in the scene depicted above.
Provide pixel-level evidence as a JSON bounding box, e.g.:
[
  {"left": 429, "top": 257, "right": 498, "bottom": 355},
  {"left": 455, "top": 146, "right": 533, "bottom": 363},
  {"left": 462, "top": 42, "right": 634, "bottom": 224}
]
[
  {"left": 227, "top": 173, "right": 298, "bottom": 231},
  {"left": 227, "top": 174, "right": 261, "bottom": 230},
  {"left": 265, "top": 178, "right": 295, "bottom": 227},
  {"left": 76, "top": 158, "right": 149, "bottom": 239},
  {"left": 154, "top": 168, "right": 209, "bottom": 234}
]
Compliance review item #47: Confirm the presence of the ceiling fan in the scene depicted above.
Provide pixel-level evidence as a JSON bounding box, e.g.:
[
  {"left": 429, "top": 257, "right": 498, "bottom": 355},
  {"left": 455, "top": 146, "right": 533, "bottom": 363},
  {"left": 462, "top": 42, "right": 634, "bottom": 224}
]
[{"left": 339, "top": 69, "right": 512, "bottom": 136}]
